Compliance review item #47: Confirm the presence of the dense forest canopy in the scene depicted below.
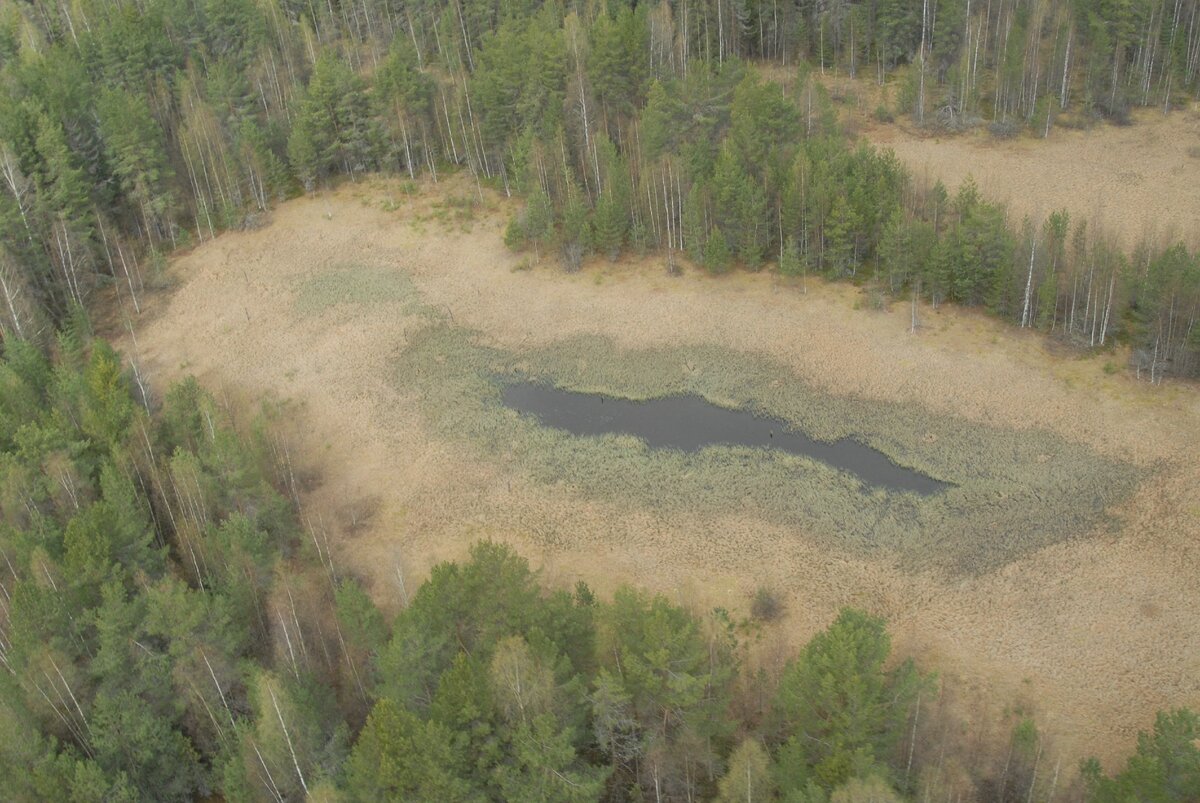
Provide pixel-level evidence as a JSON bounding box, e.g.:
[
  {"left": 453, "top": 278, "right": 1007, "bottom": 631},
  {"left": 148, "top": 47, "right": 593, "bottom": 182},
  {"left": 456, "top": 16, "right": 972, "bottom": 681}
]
[
  {"left": 0, "top": 0, "right": 1199, "bottom": 378},
  {"left": 0, "top": 2, "right": 1198, "bottom": 794},
  {"left": 0, "top": 330, "right": 1195, "bottom": 800}
]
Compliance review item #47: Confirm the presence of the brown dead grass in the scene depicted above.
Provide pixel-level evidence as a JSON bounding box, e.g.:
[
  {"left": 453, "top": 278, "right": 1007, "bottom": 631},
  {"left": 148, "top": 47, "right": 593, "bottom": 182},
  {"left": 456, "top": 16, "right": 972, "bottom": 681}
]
[
  {"left": 106, "top": 175, "right": 1200, "bottom": 775},
  {"left": 816, "top": 70, "right": 1200, "bottom": 249},
  {"left": 867, "top": 110, "right": 1200, "bottom": 250},
  {"left": 758, "top": 64, "right": 1200, "bottom": 248}
]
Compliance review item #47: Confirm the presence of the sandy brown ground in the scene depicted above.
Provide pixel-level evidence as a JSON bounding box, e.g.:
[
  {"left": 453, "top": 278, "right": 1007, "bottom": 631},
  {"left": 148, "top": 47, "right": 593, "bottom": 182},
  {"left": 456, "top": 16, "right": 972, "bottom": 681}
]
[{"left": 108, "top": 177, "right": 1200, "bottom": 777}]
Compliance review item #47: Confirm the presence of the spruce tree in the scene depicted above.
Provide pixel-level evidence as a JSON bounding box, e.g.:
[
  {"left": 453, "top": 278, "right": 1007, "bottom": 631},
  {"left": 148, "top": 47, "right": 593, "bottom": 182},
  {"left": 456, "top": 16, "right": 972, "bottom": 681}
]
[
  {"left": 592, "top": 192, "right": 627, "bottom": 261},
  {"left": 735, "top": 179, "right": 768, "bottom": 269},
  {"left": 682, "top": 183, "right": 708, "bottom": 264},
  {"left": 780, "top": 235, "right": 803, "bottom": 277},
  {"left": 704, "top": 229, "right": 733, "bottom": 274},
  {"left": 823, "top": 195, "right": 861, "bottom": 277},
  {"left": 559, "top": 186, "right": 590, "bottom": 272}
]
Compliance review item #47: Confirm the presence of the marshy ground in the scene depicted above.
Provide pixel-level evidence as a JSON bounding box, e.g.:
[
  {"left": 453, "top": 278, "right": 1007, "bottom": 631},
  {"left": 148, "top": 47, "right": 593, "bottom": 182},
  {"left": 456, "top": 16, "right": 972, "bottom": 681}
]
[{"left": 108, "top": 175, "right": 1200, "bottom": 773}]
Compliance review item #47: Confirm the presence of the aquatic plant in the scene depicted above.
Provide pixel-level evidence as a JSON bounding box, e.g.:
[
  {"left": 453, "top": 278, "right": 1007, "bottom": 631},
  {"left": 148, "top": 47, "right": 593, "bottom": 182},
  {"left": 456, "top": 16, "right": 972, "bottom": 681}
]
[{"left": 391, "top": 314, "right": 1142, "bottom": 575}]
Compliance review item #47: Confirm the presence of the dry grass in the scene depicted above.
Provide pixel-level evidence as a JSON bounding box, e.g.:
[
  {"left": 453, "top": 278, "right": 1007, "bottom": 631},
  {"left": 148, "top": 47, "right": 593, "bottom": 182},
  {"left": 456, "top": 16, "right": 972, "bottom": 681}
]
[
  {"left": 392, "top": 316, "right": 1138, "bottom": 575},
  {"left": 293, "top": 265, "right": 424, "bottom": 317},
  {"left": 757, "top": 64, "right": 1200, "bottom": 248},
  {"left": 847, "top": 85, "right": 1200, "bottom": 249},
  {"left": 107, "top": 175, "right": 1200, "bottom": 774}
]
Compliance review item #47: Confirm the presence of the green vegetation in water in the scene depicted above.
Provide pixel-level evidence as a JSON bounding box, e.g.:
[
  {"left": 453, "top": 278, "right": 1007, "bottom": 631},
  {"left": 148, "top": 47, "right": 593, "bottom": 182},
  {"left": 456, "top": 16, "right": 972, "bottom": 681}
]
[
  {"left": 393, "top": 309, "right": 1141, "bottom": 575},
  {"left": 292, "top": 265, "right": 425, "bottom": 317}
]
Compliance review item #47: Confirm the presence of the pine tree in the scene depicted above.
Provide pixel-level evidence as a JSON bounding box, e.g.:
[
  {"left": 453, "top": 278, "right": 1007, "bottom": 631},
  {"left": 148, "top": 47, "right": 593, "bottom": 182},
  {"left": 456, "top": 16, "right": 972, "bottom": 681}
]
[
  {"left": 711, "top": 144, "right": 745, "bottom": 235},
  {"left": 431, "top": 654, "right": 502, "bottom": 787},
  {"left": 592, "top": 193, "right": 625, "bottom": 261},
  {"left": 639, "top": 81, "right": 678, "bottom": 158},
  {"left": 90, "top": 690, "right": 203, "bottom": 802},
  {"left": 335, "top": 578, "right": 387, "bottom": 696},
  {"left": 520, "top": 9, "right": 568, "bottom": 137},
  {"left": 31, "top": 116, "right": 89, "bottom": 228},
  {"left": 522, "top": 190, "right": 554, "bottom": 262},
  {"left": 772, "top": 608, "right": 923, "bottom": 790},
  {"left": 288, "top": 54, "right": 378, "bottom": 187},
  {"left": 375, "top": 39, "right": 435, "bottom": 178},
  {"left": 496, "top": 714, "right": 607, "bottom": 802},
  {"left": 32, "top": 114, "right": 94, "bottom": 310},
  {"left": 1037, "top": 210, "right": 1070, "bottom": 330},
  {"left": 345, "top": 698, "right": 479, "bottom": 801},
  {"left": 730, "top": 74, "right": 799, "bottom": 179},
  {"left": 596, "top": 586, "right": 735, "bottom": 797}
]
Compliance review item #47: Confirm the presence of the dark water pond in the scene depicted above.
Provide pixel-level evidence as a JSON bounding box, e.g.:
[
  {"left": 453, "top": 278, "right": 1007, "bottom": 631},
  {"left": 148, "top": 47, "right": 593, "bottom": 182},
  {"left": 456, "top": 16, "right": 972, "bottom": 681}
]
[{"left": 501, "top": 383, "right": 949, "bottom": 496}]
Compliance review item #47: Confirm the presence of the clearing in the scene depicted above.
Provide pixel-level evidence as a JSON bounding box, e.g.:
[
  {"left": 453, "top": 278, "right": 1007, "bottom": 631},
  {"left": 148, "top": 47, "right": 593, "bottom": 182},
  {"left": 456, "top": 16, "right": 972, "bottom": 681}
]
[
  {"left": 833, "top": 74, "right": 1200, "bottom": 248},
  {"left": 107, "top": 176, "right": 1200, "bottom": 776}
]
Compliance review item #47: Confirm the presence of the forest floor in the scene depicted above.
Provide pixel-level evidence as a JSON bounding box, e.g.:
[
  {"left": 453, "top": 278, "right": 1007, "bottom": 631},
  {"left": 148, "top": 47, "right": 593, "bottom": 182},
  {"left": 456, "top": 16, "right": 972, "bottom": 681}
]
[{"left": 105, "top": 174, "right": 1200, "bottom": 779}]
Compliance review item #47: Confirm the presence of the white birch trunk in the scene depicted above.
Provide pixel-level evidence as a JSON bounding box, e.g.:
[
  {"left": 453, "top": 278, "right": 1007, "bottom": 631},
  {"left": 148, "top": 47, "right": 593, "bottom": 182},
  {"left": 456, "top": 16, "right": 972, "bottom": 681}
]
[{"left": 1021, "top": 236, "right": 1037, "bottom": 327}]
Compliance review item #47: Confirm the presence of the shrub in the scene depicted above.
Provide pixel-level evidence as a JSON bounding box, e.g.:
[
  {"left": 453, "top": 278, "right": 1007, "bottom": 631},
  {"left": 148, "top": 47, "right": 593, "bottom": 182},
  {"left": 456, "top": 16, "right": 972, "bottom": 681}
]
[
  {"left": 504, "top": 216, "right": 527, "bottom": 251},
  {"left": 988, "top": 119, "right": 1020, "bottom": 139},
  {"left": 561, "top": 241, "right": 584, "bottom": 273},
  {"left": 1097, "top": 96, "right": 1132, "bottom": 125},
  {"left": 750, "top": 587, "right": 783, "bottom": 622}
]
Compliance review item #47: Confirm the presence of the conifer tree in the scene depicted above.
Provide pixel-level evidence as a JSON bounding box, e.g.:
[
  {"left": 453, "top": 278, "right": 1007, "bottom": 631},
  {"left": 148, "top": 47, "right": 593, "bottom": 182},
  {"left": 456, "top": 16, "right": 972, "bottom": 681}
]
[
  {"left": 823, "top": 195, "right": 861, "bottom": 276},
  {"left": 344, "top": 698, "right": 478, "bottom": 801},
  {"left": 559, "top": 185, "right": 591, "bottom": 272},
  {"left": 1082, "top": 708, "right": 1200, "bottom": 801},
  {"left": 705, "top": 230, "right": 733, "bottom": 274},
  {"left": 780, "top": 235, "right": 803, "bottom": 278},
  {"left": 96, "top": 88, "right": 175, "bottom": 244},
  {"left": 588, "top": 7, "right": 649, "bottom": 121},
  {"left": 772, "top": 608, "right": 922, "bottom": 790},
  {"left": 735, "top": 179, "right": 769, "bottom": 268},
  {"left": 682, "top": 182, "right": 708, "bottom": 264},
  {"left": 593, "top": 192, "right": 627, "bottom": 261}
]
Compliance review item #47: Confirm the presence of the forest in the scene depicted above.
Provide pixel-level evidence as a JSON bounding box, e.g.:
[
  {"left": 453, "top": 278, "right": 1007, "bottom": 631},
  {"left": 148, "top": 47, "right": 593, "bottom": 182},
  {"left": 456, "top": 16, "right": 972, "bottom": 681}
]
[
  {"left": 0, "top": 0, "right": 1199, "bottom": 797},
  {"left": 0, "top": 0, "right": 1199, "bottom": 379},
  {"left": 0, "top": 328, "right": 1194, "bottom": 801}
]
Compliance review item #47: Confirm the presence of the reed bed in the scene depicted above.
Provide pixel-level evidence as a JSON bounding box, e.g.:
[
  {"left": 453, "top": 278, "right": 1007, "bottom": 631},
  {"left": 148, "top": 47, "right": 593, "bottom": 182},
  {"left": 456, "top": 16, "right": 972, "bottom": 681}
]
[{"left": 393, "top": 316, "right": 1141, "bottom": 575}]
